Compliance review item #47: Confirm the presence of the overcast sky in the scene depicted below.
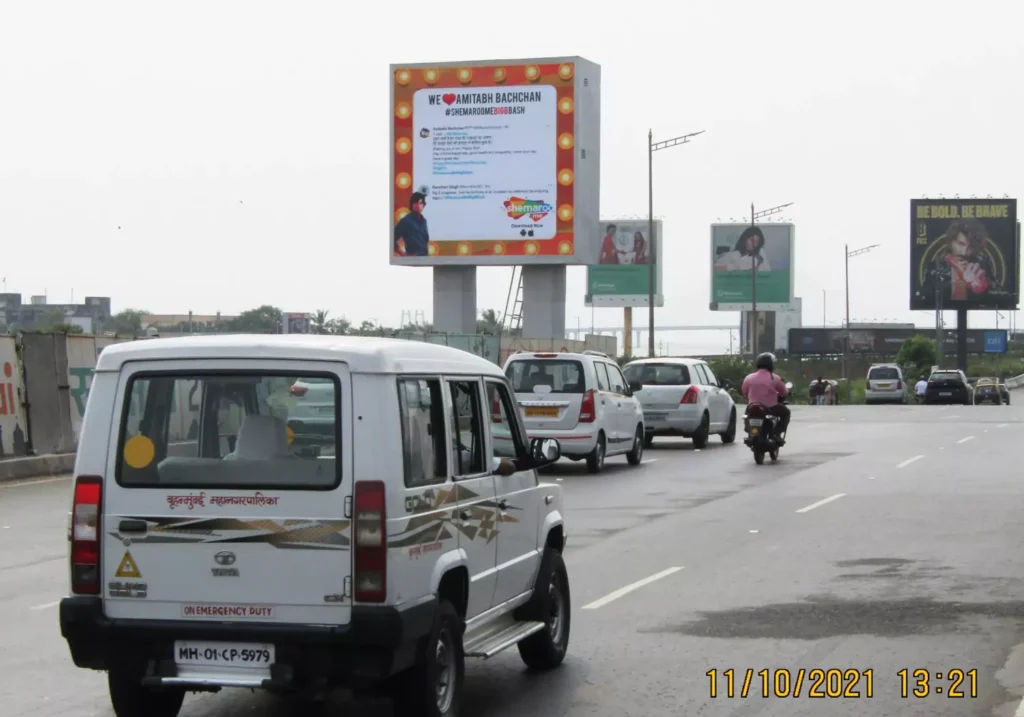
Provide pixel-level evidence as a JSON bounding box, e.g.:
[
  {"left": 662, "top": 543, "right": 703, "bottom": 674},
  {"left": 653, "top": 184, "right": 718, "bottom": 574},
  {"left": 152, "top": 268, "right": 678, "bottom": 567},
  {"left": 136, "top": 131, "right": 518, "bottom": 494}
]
[{"left": 2, "top": 0, "right": 1021, "bottom": 353}]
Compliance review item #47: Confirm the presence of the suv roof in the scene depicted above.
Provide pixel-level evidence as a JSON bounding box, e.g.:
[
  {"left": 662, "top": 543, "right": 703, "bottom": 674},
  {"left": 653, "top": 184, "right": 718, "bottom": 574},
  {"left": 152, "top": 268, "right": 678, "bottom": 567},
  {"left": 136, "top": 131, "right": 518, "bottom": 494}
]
[
  {"left": 95, "top": 334, "right": 503, "bottom": 377},
  {"left": 624, "top": 357, "right": 703, "bottom": 366}
]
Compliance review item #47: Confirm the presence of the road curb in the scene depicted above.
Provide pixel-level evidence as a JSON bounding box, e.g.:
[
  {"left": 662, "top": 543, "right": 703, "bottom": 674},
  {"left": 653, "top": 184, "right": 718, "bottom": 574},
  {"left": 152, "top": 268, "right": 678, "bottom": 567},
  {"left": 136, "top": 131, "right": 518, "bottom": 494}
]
[{"left": 0, "top": 453, "right": 76, "bottom": 484}]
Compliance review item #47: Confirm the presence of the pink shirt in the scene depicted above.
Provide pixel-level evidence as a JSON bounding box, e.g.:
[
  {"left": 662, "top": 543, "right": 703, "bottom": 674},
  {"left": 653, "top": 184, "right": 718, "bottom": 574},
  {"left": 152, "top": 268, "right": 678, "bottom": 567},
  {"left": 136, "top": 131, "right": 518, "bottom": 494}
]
[{"left": 742, "top": 370, "right": 788, "bottom": 407}]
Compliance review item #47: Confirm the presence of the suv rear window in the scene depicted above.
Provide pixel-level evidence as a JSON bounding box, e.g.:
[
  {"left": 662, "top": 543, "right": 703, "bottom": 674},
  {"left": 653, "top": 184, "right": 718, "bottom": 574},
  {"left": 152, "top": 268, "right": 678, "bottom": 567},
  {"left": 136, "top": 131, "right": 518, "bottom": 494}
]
[
  {"left": 868, "top": 367, "right": 899, "bottom": 380},
  {"left": 930, "top": 372, "right": 961, "bottom": 382},
  {"left": 623, "top": 363, "right": 691, "bottom": 386},
  {"left": 506, "top": 359, "right": 585, "bottom": 393},
  {"left": 117, "top": 372, "right": 340, "bottom": 490}
]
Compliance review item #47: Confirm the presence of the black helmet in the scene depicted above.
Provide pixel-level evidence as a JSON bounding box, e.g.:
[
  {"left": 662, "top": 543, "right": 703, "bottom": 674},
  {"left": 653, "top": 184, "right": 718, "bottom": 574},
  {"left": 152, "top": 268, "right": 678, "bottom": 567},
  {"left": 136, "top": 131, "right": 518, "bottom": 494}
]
[{"left": 755, "top": 352, "right": 776, "bottom": 371}]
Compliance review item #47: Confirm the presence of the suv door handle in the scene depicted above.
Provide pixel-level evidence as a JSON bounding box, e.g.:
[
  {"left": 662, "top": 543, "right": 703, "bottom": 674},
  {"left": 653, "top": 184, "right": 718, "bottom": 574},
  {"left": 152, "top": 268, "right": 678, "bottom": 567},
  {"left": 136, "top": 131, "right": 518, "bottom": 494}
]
[
  {"left": 459, "top": 510, "right": 472, "bottom": 521},
  {"left": 118, "top": 519, "right": 148, "bottom": 534},
  {"left": 497, "top": 499, "right": 508, "bottom": 510}
]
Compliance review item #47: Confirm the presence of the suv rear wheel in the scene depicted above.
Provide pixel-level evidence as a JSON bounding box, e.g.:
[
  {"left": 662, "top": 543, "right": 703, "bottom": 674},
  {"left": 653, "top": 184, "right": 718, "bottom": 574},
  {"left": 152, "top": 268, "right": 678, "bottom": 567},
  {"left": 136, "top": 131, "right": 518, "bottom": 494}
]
[
  {"left": 393, "top": 599, "right": 465, "bottom": 717},
  {"left": 108, "top": 667, "right": 185, "bottom": 717}
]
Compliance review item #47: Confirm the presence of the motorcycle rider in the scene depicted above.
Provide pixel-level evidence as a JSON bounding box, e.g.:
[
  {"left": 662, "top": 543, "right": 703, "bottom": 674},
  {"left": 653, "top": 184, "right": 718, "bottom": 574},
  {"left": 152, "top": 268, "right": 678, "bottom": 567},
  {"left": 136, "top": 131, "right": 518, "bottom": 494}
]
[{"left": 741, "top": 352, "right": 791, "bottom": 445}]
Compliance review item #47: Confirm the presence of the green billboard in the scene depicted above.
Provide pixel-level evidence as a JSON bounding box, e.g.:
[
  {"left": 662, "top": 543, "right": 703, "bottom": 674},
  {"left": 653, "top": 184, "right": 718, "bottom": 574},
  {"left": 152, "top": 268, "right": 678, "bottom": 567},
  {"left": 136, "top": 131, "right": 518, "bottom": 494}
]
[
  {"left": 709, "top": 223, "right": 794, "bottom": 311},
  {"left": 585, "top": 219, "right": 663, "bottom": 307}
]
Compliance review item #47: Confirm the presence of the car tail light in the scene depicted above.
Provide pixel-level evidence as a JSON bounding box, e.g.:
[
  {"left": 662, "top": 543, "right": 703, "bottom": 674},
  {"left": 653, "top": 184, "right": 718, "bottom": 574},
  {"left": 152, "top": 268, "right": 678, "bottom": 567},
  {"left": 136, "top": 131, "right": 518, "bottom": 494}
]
[
  {"left": 896, "top": 380, "right": 902, "bottom": 390},
  {"left": 578, "top": 389, "right": 596, "bottom": 423},
  {"left": 289, "top": 384, "right": 308, "bottom": 397},
  {"left": 680, "top": 386, "right": 699, "bottom": 405},
  {"left": 353, "top": 481, "right": 386, "bottom": 603},
  {"left": 70, "top": 476, "right": 102, "bottom": 595}
]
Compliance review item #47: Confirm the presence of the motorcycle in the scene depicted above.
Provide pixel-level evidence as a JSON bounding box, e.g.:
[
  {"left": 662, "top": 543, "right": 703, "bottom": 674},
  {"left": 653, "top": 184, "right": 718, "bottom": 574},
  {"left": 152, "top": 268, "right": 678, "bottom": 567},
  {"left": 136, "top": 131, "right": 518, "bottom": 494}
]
[{"left": 743, "top": 381, "right": 794, "bottom": 465}]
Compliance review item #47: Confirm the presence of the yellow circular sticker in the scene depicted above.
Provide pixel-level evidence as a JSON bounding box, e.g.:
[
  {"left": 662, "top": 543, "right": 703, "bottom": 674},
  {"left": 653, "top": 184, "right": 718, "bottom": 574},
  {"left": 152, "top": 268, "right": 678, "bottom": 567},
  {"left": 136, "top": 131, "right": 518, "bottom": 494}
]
[
  {"left": 286, "top": 426, "right": 295, "bottom": 444},
  {"left": 123, "top": 435, "right": 156, "bottom": 469}
]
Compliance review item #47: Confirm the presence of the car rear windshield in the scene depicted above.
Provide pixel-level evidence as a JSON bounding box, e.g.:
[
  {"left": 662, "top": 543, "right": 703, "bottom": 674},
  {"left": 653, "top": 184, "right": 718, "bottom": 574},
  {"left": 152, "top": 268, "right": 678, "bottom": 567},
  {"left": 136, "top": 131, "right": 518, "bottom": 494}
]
[
  {"left": 506, "top": 359, "right": 585, "bottom": 393},
  {"left": 868, "top": 367, "right": 899, "bottom": 380},
  {"left": 930, "top": 372, "right": 961, "bottom": 382},
  {"left": 116, "top": 372, "right": 340, "bottom": 490},
  {"left": 623, "top": 363, "right": 691, "bottom": 386}
]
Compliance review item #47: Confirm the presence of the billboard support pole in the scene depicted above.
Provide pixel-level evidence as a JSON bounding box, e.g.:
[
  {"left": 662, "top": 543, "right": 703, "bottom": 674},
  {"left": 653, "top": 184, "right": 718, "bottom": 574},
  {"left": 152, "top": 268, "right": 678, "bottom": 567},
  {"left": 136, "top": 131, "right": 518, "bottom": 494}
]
[
  {"left": 934, "top": 287, "right": 943, "bottom": 367},
  {"left": 624, "top": 307, "right": 633, "bottom": 357},
  {"left": 647, "top": 128, "right": 706, "bottom": 357},
  {"left": 956, "top": 309, "right": 968, "bottom": 373},
  {"left": 844, "top": 242, "right": 881, "bottom": 386},
  {"left": 750, "top": 203, "right": 758, "bottom": 358}
]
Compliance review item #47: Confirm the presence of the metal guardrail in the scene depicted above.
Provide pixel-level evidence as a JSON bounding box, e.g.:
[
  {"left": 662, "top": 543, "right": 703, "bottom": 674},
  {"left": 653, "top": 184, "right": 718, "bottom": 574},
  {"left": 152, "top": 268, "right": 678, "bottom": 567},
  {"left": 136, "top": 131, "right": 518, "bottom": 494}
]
[{"left": 1006, "top": 374, "right": 1024, "bottom": 390}]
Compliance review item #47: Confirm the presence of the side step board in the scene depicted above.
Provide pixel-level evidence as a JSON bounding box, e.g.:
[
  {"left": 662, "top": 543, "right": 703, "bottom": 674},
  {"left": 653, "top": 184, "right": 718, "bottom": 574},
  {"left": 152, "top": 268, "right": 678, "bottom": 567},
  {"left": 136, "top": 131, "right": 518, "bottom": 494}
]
[{"left": 463, "top": 621, "right": 546, "bottom": 659}]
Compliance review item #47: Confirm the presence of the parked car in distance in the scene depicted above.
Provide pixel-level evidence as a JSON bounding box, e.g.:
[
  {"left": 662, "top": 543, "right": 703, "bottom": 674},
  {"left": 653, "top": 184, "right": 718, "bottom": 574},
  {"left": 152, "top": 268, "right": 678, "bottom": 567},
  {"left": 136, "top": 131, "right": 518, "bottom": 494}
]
[
  {"left": 973, "top": 377, "right": 1010, "bottom": 405},
  {"left": 503, "top": 350, "right": 645, "bottom": 473},
  {"left": 865, "top": 364, "right": 908, "bottom": 404},
  {"left": 622, "top": 357, "right": 738, "bottom": 449},
  {"left": 923, "top": 369, "right": 973, "bottom": 405}
]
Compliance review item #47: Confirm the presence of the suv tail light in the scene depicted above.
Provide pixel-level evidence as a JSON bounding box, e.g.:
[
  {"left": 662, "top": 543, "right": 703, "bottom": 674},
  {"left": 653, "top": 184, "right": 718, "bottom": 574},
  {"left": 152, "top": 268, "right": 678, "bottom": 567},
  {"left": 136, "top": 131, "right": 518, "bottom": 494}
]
[
  {"left": 680, "top": 386, "right": 699, "bottom": 405},
  {"left": 289, "top": 384, "right": 308, "bottom": 397},
  {"left": 353, "top": 481, "right": 386, "bottom": 603},
  {"left": 70, "top": 476, "right": 102, "bottom": 595},
  {"left": 578, "top": 389, "right": 596, "bottom": 423}
]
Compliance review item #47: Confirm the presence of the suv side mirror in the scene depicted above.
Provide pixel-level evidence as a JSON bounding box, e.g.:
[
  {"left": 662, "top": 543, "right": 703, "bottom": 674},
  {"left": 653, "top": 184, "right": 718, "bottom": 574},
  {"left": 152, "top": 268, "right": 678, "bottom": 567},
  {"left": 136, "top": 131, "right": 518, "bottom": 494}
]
[
  {"left": 530, "top": 437, "right": 561, "bottom": 465},
  {"left": 628, "top": 379, "right": 643, "bottom": 393}
]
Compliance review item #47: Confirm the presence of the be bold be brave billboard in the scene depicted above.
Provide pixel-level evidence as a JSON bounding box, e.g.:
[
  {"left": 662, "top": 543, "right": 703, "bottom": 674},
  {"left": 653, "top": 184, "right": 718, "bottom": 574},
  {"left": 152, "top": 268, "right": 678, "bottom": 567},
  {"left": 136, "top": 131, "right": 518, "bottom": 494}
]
[
  {"left": 389, "top": 57, "right": 600, "bottom": 266},
  {"left": 909, "top": 198, "right": 1018, "bottom": 310}
]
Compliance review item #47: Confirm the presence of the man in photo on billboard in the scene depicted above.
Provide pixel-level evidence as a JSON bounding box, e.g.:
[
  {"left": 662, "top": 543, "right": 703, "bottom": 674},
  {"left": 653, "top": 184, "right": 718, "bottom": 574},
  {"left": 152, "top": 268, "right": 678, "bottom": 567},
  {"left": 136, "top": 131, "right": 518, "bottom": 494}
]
[
  {"left": 921, "top": 219, "right": 1002, "bottom": 302},
  {"left": 599, "top": 223, "right": 620, "bottom": 264},
  {"left": 714, "top": 226, "right": 772, "bottom": 272},
  {"left": 394, "top": 191, "right": 430, "bottom": 257}
]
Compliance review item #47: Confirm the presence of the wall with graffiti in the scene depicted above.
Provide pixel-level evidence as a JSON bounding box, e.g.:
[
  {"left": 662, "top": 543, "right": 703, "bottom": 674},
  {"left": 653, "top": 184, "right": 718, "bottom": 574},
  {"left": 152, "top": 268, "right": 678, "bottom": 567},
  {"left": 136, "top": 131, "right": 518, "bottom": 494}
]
[{"left": 0, "top": 336, "right": 29, "bottom": 457}]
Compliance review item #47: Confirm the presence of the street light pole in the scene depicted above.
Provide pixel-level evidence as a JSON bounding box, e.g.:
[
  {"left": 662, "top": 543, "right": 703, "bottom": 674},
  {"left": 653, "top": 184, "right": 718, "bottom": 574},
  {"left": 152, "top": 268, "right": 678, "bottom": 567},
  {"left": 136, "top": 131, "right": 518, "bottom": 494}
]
[
  {"left": 747, "top": 201, "right": 793, "bottom": 356},
  {"left": 842, "top": 243, "right": 880, "bottom": 382},
  {"left": 647, "top": 128, "right": 705, "bottom": 357}
]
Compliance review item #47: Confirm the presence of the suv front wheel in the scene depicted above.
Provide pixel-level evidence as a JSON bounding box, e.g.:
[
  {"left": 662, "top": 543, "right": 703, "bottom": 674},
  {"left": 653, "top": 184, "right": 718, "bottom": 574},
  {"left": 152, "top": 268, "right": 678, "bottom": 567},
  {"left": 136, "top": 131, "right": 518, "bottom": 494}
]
[{"left": 516, "top": 547, "right": 571, "bottom": 670}]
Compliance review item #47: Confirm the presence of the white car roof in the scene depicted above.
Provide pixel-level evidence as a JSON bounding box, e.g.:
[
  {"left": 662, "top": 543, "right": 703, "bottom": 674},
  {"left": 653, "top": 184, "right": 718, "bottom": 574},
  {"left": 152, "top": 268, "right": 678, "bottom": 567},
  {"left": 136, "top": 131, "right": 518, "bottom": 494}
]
[
  {"left": 93, "top": 334, "right": 505, "bottom": 377},
  {"left": 624, "top": 357, "right": 704, "bottom": 367}
]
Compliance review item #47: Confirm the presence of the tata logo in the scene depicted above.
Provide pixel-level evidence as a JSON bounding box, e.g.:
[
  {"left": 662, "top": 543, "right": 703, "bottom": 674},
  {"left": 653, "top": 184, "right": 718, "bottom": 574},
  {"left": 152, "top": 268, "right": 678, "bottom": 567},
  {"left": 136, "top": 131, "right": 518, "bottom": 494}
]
[{"left": 212, "top": 551, "right": 239, "bottom": 577}]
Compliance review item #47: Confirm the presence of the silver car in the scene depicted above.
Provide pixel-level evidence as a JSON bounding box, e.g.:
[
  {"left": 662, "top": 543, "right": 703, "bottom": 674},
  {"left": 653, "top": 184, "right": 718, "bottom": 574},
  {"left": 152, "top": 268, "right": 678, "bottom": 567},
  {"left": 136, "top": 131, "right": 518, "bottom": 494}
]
[{"left": 865, "top": 364, "right": 907, "bottom": 404}]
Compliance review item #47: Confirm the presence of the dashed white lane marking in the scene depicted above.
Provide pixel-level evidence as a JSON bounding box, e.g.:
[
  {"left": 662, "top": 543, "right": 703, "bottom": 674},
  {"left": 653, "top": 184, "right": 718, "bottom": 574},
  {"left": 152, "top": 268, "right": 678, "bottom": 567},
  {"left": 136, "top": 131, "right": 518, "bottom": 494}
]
[
  {"left": 0, "top": 475, "right": 72, "bottom": 490},
  {"left": 640, "top": 459, "right": 659, "bottom": 464},
  {"left": 997, "top": 423, "right": 1008, "bottom": 429},
  {"left": 867, "top": 476, "right": 876, "bottom": 480},
  {"left": 749, "top": 529, "right": 759, "bottom": 534},
  {"left": 582, "top": 567, "right": 683, "bottom": 610},
  {"left": 30, "top": 600, "right": 60, "bottom": 611},
  {"left": 795, "top": 493, "right": 847, "bottom": 514},
  {"left": 1014, "top": 695, "right": 1024, "bottom": 717},
  {"left": 944, "top": 415, "right": 961, "bottom": 419},
  {"left": 897, "top": 455, "right": 925, "bottom": 468},
  {"left": 956, "top": 436, "right": 975, "bottom": 444}
]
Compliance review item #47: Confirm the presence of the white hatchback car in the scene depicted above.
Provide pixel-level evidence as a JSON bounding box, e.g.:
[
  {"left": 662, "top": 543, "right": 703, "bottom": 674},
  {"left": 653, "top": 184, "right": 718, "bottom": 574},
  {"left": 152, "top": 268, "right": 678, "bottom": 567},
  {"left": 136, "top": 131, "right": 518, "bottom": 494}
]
[
  {"left": 502, "top": 350, "right": 645, "bottom": 473},
  {"left": 622, "top": 357, "right": 738, "bottom": 449}
]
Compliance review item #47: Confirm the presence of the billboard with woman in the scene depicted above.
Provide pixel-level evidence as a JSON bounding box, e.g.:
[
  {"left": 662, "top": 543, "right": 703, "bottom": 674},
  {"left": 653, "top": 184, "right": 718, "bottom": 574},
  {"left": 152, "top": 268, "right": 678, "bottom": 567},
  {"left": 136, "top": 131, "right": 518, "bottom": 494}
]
[{"left": 709, "top": 223, "right": 795, "bottom": 311}]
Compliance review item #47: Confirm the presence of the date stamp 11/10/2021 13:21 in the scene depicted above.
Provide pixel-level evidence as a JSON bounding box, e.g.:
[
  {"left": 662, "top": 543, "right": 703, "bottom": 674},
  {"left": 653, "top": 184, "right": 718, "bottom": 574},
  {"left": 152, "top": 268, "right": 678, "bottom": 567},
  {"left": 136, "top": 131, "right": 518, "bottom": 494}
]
[{"left": 706, "top": 668, "right": 979, "bottom": 699}]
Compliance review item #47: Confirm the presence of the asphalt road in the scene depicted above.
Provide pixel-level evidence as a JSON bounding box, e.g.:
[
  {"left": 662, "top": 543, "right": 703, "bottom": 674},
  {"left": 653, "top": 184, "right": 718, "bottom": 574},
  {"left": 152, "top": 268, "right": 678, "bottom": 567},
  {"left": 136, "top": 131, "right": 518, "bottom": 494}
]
[{"left": 4, "top": 402, "right": 1024, "bottom": 716}]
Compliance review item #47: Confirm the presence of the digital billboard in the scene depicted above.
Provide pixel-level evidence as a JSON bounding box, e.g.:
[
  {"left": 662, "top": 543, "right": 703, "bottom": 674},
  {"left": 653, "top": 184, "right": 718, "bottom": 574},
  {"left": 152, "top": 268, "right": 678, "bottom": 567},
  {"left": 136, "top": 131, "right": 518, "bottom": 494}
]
[
  {"left": 709, "top": 223, "right": 795, "bottom": 311},
  {"left": 788, "top": 328, "right": 1008, "bottom": 355},
  {"left": 389, "top": 57, "right": 600, "bottom": 266},
  {"left": 585, "top": 219, "right": 663, "bottom": 307},
  {"left": 909, "top": 198, "right": 1018, "bottom": 310}
]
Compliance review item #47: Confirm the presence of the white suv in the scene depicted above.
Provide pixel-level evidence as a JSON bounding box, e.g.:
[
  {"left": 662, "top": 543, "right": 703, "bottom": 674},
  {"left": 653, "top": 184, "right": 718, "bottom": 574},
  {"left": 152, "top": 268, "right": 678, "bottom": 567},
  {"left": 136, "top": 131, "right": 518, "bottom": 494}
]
[
  {"left": 503, "top": 350, "right": 645, "bottom": 473},
  {"left": 622, "top": 357, "right": 738, "bottom": 449}
]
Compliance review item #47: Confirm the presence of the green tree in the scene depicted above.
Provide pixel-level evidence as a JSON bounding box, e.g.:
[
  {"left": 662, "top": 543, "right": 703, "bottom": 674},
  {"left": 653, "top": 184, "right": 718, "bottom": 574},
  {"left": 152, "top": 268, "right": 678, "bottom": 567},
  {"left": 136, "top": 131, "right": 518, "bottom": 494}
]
[
  {"left": 895, "top": 335, "right": 937, "bottom": 381},
  {"left": 110, "top": 308, "right": 148, "bottom": 335},
  {"left": 228, "top": 305, "right": 282, "bottom": 333},
  {"left": 325, "top": 317, "right": 351, "bottom": 335},
  {"left": 310, "top": 309, "right": 331, "bottom": 334},
  {"left": 49, "top": 322, "right": 84, "bottom": 334},
  {"left": 476, "top": 309, "right": 503, "bottom": 335}
]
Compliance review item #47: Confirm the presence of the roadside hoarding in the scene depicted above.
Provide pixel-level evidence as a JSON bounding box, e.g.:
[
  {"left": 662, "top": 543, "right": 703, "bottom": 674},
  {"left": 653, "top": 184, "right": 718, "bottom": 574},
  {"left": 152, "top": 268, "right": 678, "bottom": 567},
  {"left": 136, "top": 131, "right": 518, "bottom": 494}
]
[
  {"left": 389, "top": 57, "right": 601, "bottom": 266},
  {"left": 909, "top": 198, "right": 1019, "bottom": 310},
  {"left": 788, "top": 328, "right": 1008, "bottom": 355},
  {"left": 585, "top": 219, "right": 663, "bottom": 307},
  {"left": 709, "top": 223, "right": 795, "bottom": 311}
]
